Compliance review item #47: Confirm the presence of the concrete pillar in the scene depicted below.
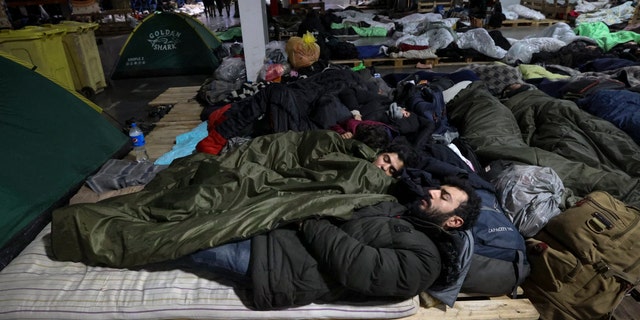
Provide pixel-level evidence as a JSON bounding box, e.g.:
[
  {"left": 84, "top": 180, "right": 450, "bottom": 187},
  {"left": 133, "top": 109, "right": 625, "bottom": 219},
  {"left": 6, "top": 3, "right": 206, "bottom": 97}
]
[{"left": 239, "top": 0, "right": 268, "bottom": 82}]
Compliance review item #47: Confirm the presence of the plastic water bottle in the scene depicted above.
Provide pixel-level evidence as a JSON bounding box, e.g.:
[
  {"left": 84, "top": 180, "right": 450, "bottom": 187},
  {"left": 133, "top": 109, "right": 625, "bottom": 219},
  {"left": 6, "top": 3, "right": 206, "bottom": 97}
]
[{"left": 129, "top": 122, "right": 149, "bottom": 162}]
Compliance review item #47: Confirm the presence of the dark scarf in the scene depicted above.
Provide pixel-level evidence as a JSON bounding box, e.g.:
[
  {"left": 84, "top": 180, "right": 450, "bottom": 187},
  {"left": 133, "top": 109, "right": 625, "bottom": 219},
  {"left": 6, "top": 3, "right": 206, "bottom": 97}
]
[{"left": 402, "top": 214, "right": 461, "bottom": 287}]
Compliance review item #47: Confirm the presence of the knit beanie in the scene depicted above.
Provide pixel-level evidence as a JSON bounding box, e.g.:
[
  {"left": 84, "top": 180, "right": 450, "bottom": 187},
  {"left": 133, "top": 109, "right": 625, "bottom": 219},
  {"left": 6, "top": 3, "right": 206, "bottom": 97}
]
[{"left": 387, "top": 102, "right": 404, "bottom": 120}]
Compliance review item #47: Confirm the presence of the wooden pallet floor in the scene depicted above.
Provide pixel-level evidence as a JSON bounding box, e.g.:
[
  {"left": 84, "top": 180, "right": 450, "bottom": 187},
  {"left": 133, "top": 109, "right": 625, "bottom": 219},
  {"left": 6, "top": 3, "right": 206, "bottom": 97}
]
[
  {"left": 408, "top": 298, "right": 539, "bottom": 320},
  {"left": 331, "top": 56, "right": 493, "bottom": 70},
  {"left": 405, "top": 288, "right": 539, "bottom": 320},
  {"left": 500, "top": 18, "right": 560, "bottom": 27},
  {"left": 128, "top": 86, "right": 203, "bottom": 161},
  {"left": 331, "top": 57, "right": 440, "bottom": 69}
]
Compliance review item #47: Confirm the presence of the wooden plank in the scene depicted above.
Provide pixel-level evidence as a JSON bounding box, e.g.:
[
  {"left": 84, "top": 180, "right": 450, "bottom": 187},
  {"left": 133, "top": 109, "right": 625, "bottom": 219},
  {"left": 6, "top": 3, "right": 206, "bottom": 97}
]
[
  {"left": 403, "top": 287, "right": 538, "bottom": 320},
  {"left": 331, "top": 56, "right": 496, "bottom": 69},
  {"left": 143, "top": 122, "right": 200, "bottom": 160},
  {"left": 418, "top": 0, "right": 452, "bottom": 13},
  {"left": 362, "top": 57, "right": 440, "bottom": 68},
  {"left": 162, "top": 86, "right": 201, "bottom": 94},
  {"left": 127, "top": 86, "right": 204, "bottom": 161},
  {"left": 152, "top": 102, "right": 202, "bottom": 123},
  {"left": 500, "top": 19, "right": 559, "bottom": 27},
  {"left": 330, "top": 59, "right": 364, "bottom": 67},
  {"left": 331, "top": 57, "right": 441, "bottom": 69},
  {"left": 407, "top": 298, "right": 540, "bottom": 320},
  {"left": 148, "top": 86, "right": 201, "bottom": 106}
]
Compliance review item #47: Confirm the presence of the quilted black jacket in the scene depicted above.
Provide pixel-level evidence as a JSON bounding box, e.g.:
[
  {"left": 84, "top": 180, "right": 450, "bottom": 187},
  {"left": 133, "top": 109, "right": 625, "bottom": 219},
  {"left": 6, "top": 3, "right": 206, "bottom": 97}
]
[{"left": 249, "top": 201, "right": 443, "bottom": 310}]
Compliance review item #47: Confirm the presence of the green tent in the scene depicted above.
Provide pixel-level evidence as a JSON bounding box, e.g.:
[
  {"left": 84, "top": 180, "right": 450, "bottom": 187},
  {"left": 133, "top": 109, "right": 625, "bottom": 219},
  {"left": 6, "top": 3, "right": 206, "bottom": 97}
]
[
  {"left": 111, "top": 12, "right": 223, "bottom": 79},
  {"left": 0, "top": 52, "right": 129, "bottom": 269}
]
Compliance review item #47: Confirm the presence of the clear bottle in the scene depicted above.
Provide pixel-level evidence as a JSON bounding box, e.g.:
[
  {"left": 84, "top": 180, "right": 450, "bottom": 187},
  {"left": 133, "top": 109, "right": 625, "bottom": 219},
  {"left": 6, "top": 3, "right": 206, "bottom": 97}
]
[{"left": 129, "top": 122, "right": 149, "bottom": 163}]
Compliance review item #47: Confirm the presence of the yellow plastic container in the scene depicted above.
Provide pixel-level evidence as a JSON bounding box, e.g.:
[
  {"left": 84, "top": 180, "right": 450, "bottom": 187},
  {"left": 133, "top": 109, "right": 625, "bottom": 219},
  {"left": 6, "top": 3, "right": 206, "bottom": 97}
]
[
  {"left": 43, "top": 21, "right": 107, "bottom": 98},
  {"left": 0, "top": 26, "right": 75, "bottom": 91}
]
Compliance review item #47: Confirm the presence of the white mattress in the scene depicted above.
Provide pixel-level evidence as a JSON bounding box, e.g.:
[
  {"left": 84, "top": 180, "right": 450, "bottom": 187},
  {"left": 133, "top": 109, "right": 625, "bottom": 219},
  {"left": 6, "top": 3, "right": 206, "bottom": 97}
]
[{"left": 0, "top": 223, "right": 419, "bottom": 320}]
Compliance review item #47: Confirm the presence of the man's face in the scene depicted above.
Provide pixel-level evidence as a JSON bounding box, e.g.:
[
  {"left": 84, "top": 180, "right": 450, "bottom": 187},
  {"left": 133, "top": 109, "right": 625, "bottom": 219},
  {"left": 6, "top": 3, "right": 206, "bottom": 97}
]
[
  {"left": 412, "top": 185, "right": 468, "bottom": 228},
  {"left": 373, "top": 152, "right": 404, "bottom": 177}
]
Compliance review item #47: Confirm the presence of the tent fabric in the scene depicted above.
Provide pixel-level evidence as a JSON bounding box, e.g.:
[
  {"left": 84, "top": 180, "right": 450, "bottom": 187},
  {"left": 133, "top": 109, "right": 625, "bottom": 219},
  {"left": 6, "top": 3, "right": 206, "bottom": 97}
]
[
  {"left": 0, "top": 52, "right": 129, "bottom": 269},
  {"left": 111, "top": 12, "right": 223, "bottom": 79}
]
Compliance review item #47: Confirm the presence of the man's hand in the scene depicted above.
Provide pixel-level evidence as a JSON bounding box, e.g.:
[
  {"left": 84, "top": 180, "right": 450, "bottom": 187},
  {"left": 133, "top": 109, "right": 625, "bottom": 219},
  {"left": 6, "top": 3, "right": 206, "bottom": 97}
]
[{"left": 341, "top": 132, "right": 354, "bottom": 139}]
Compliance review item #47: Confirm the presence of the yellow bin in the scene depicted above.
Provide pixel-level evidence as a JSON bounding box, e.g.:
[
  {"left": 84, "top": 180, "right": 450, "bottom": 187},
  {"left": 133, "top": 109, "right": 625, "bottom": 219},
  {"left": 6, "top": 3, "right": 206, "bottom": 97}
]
[
  {"left": 0, "top": 26, "right": 75, "bottom": 91},
  {"left": 43, "top": 21, "right": 107, "bottom": 98}
]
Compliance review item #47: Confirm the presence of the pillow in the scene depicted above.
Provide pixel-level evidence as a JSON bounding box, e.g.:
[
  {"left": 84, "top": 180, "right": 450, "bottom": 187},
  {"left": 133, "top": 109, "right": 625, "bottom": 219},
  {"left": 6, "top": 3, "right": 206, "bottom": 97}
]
[{"left": 463, "top": 63, "right": 524, "bottom": 96}]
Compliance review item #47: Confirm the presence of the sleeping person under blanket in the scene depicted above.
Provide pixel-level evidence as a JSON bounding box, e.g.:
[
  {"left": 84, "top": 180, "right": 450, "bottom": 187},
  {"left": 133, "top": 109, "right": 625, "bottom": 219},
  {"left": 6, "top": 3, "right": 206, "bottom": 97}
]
[
  {"left": 196, "top": 68, "right": 437, "bottom": 156},
  {"left": 52, "top": 130, "right": 420, "bottom": 268},
  {"left": 171, "top": 175, "right": 481, "bottom": 310},
  {"left": 50, "top": 129, "right": 485, "bottom": 310}
]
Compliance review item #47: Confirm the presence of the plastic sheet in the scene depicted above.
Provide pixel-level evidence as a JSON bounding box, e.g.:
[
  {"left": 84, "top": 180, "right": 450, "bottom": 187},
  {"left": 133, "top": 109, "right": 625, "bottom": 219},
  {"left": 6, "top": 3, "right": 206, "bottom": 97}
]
[
  {"left": 395, "top": 12, "right": 444, "bottom": 35},
  {"left": 492, "top": 164, "right": 565, "bottom": 237},
  {"left": 214, "top": 57, "right": 247, "bottom": 83},
  {"left": 505, "top": 4, "right": 546, "bottom": 20},
  {"left": 265, "top": 40, "right": 288, "bottom": 64},
  {"left": 504, "top": 37, "right": 567, "bottom": 64},
  {"left": 456, "top": 28, "right": 508, "bottom": 60},
  {"left": 503, "top": 22, "right": 598, "bottom": 64},
  {"left": 394, "top": 22, "right": 457, "bottom": 55},
  {"left": 574, "top": 0, "right": 634, "bottom": 26}
]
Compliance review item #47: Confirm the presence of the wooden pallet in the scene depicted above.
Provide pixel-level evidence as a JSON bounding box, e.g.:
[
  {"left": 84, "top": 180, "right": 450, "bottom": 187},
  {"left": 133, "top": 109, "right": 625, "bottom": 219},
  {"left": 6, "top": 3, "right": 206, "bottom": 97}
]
[
  {"left": 404, "top": 288, "right": 539, "bottom": 320},
  {"left": 330, "top": 55, "right": 496, "bottom": 69},
  {"left": 147, "top": 85, "right": 201, "bottom": 106},
  {"left": 500, "top": 18, "right": 559, "bottom": 27},
  {"left": 417, "top": 0, "right": 452, "bottom": 14},
  {"left": 127, "top": 86, "right": 203, "bottom": 161},
  {"left": 407, "top": 298, "right": 540, "bottom": 319},
  {"left": 331, "top": 57, "right": 441, "bottom": 69},
  {"left": 368, "top": 57, "right": 441, "bottom": 68}
]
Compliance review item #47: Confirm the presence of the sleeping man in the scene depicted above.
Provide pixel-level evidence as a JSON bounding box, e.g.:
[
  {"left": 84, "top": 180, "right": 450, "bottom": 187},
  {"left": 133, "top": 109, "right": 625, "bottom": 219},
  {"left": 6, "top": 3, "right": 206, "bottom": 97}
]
[
  {"left": 52, "top": 130, "right": 417, "bottom": 268},
  {"left": 51, "top": 129, "right": 480, "bottom": 310},
  {"left": 179, "top": 175, "right": 481, "bottom": 310}
]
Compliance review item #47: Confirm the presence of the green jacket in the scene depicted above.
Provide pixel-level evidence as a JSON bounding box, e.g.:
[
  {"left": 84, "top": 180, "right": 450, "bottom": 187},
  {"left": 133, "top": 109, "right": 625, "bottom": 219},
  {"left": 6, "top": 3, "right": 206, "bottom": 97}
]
[{"left": 447, "top": 82, "right": 640, "bottom": 207}]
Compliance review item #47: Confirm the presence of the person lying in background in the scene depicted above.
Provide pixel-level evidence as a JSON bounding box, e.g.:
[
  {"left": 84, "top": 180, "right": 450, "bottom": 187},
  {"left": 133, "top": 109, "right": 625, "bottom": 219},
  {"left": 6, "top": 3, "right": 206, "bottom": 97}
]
[{"left": 330, "top": 110, "right": 399, "bottom": 149}]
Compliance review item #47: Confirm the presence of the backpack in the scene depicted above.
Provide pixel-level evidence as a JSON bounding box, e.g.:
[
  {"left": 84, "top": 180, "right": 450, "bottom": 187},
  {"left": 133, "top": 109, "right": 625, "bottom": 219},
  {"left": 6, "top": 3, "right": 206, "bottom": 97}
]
[
  {"left": 460, "top": 188, "right": 530, "bottom": 297},
  {"left": 522, "top": 191, "right": 640, "bottom": 320}
]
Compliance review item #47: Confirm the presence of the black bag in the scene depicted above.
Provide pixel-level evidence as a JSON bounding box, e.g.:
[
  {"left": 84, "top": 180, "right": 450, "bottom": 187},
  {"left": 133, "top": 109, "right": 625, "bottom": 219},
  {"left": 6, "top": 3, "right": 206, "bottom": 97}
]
[{"left": 460, "top": 189, "right": 530, "bottom": 297}]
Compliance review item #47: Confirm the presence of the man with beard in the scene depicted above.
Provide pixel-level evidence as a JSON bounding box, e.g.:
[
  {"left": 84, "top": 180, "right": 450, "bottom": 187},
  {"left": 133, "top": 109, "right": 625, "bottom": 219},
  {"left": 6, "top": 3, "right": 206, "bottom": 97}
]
[
  {"left": 395, "top": 174, "right": 482, "bottom": 308},
  {"left": 405, "top": 175, "right": 481, "bottom": 231},
  {"left": 167, "top": 176, "right": 479, "bottom": 310}
]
